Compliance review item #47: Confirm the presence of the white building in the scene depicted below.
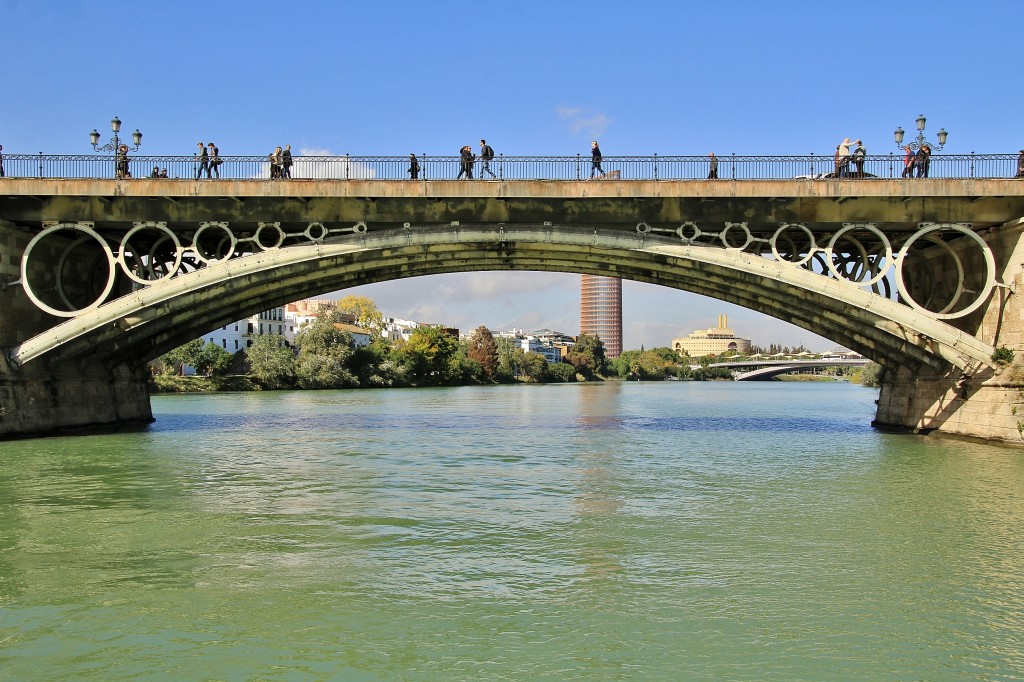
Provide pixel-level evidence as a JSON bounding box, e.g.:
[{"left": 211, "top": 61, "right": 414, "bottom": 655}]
[{"left": 203, "top": 306, "right": 293, "bottom": 353}]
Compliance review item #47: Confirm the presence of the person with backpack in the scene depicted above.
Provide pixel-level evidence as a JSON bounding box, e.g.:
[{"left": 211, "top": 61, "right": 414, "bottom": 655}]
[
  {"left": 408, "top": 153, "right": 420, "bottom": 179},
  {"left": 479, "top": 139, "right": 497, "bottom": 179}
]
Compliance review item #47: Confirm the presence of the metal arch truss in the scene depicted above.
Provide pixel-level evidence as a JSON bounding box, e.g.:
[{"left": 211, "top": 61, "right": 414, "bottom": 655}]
[
  {"left": 18, "top": 220, "right": 368, "bottom": 318},
  {"left": 635, "top": 220, "right": 1000, "bottom": 321},
  {"left": 15, "top": 218, "right": 1000, "bottom": 324}
]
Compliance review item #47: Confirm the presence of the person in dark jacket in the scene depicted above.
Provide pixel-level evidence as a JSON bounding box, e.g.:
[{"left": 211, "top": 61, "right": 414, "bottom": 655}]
[
  {"left": 457, "top": 145, "right": 474, "bottom": 179},
  {"left": 479, "top": 139, "right": 496, "bottom": 178},
  {"left": 915, "top": 145, "right": 931, "bottom": 179},
  {"left": 281, "top": 145, "right": 293, "bottom": 179},
  {"left": 1016, "top": 149, "right": 1024, "bottom": 178},
  {"left": 208, "top": 142, "right": 221, "bottom": 178},
  {"left": 195, "top": 142, "right": 210, "bottom": 179},
  {"left": 590, "top": 140, "right": 605, "bottom": 178},
  {"left": 408, "top": 154, "right": 420, "bottom": 179}
]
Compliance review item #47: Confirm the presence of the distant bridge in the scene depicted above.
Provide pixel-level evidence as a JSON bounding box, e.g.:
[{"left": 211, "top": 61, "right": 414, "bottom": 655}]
[{"left": 700, "top": 358, "right": 870, "bottom": 381}]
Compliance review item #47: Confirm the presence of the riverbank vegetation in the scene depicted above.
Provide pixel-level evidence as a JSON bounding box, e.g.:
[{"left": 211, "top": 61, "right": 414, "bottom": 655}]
[{"left": 151, "top": 299, "right": 875, "bottom": 393}]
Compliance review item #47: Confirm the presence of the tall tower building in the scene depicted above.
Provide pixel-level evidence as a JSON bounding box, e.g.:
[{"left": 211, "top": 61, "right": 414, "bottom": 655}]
[{"left": 580, "top": 275, "right": 622, "bottom": 358}]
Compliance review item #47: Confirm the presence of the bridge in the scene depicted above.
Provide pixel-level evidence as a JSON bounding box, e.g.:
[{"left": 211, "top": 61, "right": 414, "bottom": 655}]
[
  {"left": 703, "top": 358, "right": 870, "bottom": 381},
  {"left": 1, "top": 154, "right": 1022, "bottom": 442}
]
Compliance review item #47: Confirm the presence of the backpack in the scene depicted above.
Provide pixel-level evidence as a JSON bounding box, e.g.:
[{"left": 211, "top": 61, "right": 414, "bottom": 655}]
[{"left": 483, "top": 145, "right": 494, "bottom": 159}]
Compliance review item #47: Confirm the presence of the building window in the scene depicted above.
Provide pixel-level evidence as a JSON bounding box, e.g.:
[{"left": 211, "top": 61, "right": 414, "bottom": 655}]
[{"left": 234, "top": 339, "right": 239, "bottom": 350}]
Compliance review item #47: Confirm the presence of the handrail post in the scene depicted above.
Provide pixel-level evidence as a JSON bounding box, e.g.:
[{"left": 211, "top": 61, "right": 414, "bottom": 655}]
[
  {"left": 809, "top": 153, "right": 814, "bottom": 177},
  {"left": 423, "top": 152, "right": 427, "bottom": 180},
  {"left": 970, "top": 151, "right": 975, "bottom": 179},
  {"left": 576, "top": 153, "right": 581, "bottom": 180},
  {"left": 888, "top": 152, "right": 893, "bottom": 178},
  {"left": 38, "top": 152, "right": 43, "bottom": 179},
  {"left": 653, "top": 152, "right": 658, "bottom": 180},
  {"left": 499, "top": 153, "right": 503, "bottom": 181},
  {"left": 731, "top": 153, "right": 736, "bottom": 180}
]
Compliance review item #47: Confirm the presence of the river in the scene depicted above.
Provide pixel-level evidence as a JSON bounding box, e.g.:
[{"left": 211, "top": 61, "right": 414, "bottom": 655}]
[{"left": 1, "top": 382, "right": 1022, "bottom": 680}]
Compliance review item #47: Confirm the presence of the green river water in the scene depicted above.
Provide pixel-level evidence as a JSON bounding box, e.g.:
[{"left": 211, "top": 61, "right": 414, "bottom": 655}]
[{"left": 1, "top": 381, "right": 1022, "bottom": 681}]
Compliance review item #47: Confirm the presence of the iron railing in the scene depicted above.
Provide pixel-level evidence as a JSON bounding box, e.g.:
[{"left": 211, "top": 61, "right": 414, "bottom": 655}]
[{"left": 0, "top": 153, "right": 1018, "bottom": 181}]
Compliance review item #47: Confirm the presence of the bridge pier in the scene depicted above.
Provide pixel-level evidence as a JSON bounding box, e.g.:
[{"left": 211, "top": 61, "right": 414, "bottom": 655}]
[
  {"left": 1, "top": 220, "right": 153, "bottom": 438},
  {"left": 874, "top": 218, "right": 1024, "bottom": 444},
  {"left": 0, "top": 362, "right": 153, "bottom": 439}
]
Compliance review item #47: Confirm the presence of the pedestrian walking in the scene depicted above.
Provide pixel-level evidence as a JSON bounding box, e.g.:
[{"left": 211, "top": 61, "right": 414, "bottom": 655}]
[
  {"left": 901, "top": 145, "right": 915, "bottom": 179},
  {"left": 195, "top": 142, "right": 210, "bottom": 179},
  {"left": 281, "top": 145, "right": 293, "bottom": 179},
  {"left": 0, "top": 144, "right": 4, "bottom": 177},
  {"left": 1016, "top": 149, "right": 1024, "bottom": 178},
  {"left": 457, "top": 145, "right": 474, "bottom": 179},
  {"left": 479, "top": 139, "right": 497, "bottom": 179},
  {"left": 852, "top": 140, "right": 866, "bottom": 178},
  {"left": 707, "top": 152, "right": 718, "bottom": 179},
  {"left": 208, "top": 142, "right": 221, "bottom": 178},
  {"left": 408, "top": 153, "right": 420, "bottom": 179},
  {"left": 590, "top": 140, "right": 605, "bottom": 178},
  {"left": 915, "top": 145, "right": 931, "bottom": 178}
]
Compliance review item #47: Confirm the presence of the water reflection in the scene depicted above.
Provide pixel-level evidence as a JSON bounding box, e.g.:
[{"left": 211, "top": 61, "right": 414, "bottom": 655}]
[{"left": 0, "top": 383, "right": 1022, "bottom": 680}]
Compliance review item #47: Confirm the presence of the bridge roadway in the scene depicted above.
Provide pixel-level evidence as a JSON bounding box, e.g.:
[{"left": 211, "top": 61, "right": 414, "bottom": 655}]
[
  {"left": 1, "top": 176, "right": 1023, "bottom": 441},
  {"left": 1, "top": 176, "right": 1021, "bottom": 234}
]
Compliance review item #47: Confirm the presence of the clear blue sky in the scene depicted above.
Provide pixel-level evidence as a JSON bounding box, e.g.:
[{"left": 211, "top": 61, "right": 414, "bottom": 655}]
[{"left": 2, "top": 0, "right": 1019, "bottom": 350}]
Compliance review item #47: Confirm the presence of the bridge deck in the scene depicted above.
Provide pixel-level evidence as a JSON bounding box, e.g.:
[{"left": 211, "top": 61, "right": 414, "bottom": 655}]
[{"left": 2, "top": 178, "right": 1022, "bottom": 234}]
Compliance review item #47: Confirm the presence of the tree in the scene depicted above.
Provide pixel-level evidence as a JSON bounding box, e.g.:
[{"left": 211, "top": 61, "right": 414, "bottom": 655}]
[
  {"left": 466, "top": 326, "right": 499, "bottom": 380},
  {"left": 193, "top": 341, "right": 234, "bottom": 377},
  {"left": 247, "top": 334, "right": 296, "bottom": 389},
  {"left": 294, "top": 316, "right": 357, "bottom": 388},
  {"left": 565, "top": 333, "right": 608, "bottom": 379},
  {"left": 156, "top": 338, "right": 204, "bottom": 375},
  {"left": 336, "top": 295, "right": 384, "bottom": 336},
  {"left": 403, "top": 325, "right": 460, "bottom": 386},
  {"left": 546, "top": 361, "right": 577, "bottom": 382}
]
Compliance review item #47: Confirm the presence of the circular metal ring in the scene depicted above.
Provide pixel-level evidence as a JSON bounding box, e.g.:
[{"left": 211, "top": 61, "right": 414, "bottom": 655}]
[
  {"left": 720, "top": 222, "right": 753, "bottom": 250},
  {"left": 635, "top": 222, "right": 652, "bottom": 234},
  {"left": 118, "top": 222, "right": 182, "bottom": 285},
  {"left": 895, "top": 223, "right": 995, "bottom": 319},
  {"left": 191, "top": 222, "right": 237, "bottom": 264},
  {"left": 352, "top": 221, "right": 368, "bottom": 234},
  {"left": 304, "top": 222, "right": 328, "bottom": 241},
  {"left": 676, "top": 221, "right": 700, "bottom": 241},
  {"left": 255, "top": 222, "right": 286, "bottom": 250},
  {"left": 770, "top": 223, "right": 816, "bottom": 267},
  {"left": 825, "top": 223, "right": 892, "bottom": 287},
  {"left": 21, "top": 222, "right": 117, "bottom": 318}
]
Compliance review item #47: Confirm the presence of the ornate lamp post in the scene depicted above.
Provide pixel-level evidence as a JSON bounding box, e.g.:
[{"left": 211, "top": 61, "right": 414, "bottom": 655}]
[
  {"left": 89, "top": 116, "right": 143, "bottom": 152},
  {"left": 893, "top": 114, "right": 948, "bottom": 152}
]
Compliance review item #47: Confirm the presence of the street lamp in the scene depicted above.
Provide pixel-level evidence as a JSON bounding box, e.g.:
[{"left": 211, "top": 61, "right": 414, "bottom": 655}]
[
  {"left": 89, "top": 116, "right": 143, "bottom": 152},
  {"left": 893, "top": 114, "right": 948, "bottom": 151}
]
